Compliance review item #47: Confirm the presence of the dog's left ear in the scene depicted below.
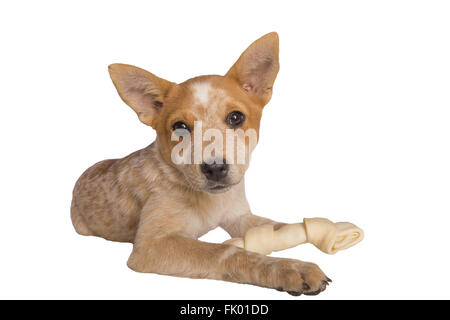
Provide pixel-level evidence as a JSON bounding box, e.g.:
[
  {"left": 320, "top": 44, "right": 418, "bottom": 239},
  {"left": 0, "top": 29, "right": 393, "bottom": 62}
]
[
  {"left": 108, "top": 63, "right": 175, "bottom": 128},
  {"left": 226, "top": 32, "right": 280, "bottom": 106}
]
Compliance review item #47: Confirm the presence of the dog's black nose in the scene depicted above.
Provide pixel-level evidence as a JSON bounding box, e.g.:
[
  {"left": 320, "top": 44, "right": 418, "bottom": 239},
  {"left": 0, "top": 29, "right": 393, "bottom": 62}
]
[{"left": 201, "top": 159, "right": 229, "bottom": 182}]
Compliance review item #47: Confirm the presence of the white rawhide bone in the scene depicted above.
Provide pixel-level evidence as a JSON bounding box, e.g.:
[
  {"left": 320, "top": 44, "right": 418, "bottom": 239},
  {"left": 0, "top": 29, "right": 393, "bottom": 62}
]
[{"left": 223, "top": 218, "right": 364, "bottom": 255}]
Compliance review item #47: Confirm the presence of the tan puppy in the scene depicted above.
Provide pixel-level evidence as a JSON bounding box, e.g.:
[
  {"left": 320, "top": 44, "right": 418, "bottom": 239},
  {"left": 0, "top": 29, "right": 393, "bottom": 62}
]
[{"left": 71, "top": 32, "right": 331, "bottom": 296}]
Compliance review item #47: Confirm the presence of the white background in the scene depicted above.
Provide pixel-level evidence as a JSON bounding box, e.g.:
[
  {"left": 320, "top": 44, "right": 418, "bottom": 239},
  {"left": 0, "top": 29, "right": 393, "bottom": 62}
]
[{"left": 1, "top": 0, "right": 449, "bottom": 299}]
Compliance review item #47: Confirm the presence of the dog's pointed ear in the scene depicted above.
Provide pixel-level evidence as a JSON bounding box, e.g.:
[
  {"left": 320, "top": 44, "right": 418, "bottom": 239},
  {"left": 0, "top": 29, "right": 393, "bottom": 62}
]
[
  {"left": 225, "top": 32, "right": 280, "bottom": 106},
  {"left": 108, "top": 63, "right": 175, "bottom": 128}
]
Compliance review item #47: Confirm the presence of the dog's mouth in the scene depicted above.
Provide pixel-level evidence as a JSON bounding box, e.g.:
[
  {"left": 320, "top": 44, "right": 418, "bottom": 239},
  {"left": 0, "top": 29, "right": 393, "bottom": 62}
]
[
  {"left": 205, "top": 183, "right": 233, "bottom": 193},
  {"left": 210, "top": 185, "right": 227, "bottom": 190}
]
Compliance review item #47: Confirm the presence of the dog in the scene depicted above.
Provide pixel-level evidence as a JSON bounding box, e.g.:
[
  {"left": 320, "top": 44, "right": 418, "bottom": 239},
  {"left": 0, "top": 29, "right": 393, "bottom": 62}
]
[{"left": 71, "top": 32, "right": 330, "bottom": 296}]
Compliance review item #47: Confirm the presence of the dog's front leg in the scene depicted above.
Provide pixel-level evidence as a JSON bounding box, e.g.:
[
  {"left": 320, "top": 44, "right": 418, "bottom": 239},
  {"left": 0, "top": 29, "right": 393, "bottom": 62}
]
[
  {"left": 221, "top": 212, "right": 287, "bottom": 238},
  {"left": 127, "top": 212, "right": 330, "bottom": 295}
]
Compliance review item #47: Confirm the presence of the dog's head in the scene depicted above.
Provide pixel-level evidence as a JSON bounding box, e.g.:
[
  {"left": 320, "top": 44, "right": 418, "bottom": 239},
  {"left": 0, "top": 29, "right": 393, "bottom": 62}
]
[{"left": 109, "top": 33, "right": 279, "bottom": 193}]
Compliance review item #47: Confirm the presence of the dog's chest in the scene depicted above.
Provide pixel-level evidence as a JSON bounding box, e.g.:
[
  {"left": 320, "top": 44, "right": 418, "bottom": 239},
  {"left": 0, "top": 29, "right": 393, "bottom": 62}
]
[{"left": 183, "top": 190, "right": 249, "bottom": 238}]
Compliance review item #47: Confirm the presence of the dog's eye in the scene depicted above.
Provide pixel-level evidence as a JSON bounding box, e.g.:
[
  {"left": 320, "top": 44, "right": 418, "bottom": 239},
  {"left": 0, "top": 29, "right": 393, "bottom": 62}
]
[
  {"left": 172, "top": 121, "right": 191, "bottom": 136},
  {"left": 226, "top": 111, "right": 245, "bottom": 128}
]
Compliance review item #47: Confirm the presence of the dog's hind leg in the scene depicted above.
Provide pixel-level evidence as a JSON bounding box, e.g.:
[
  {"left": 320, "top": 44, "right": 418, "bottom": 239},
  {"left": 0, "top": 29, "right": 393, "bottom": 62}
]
[{"left": 70, "top": 200, "right": 93, "bottom": 236}]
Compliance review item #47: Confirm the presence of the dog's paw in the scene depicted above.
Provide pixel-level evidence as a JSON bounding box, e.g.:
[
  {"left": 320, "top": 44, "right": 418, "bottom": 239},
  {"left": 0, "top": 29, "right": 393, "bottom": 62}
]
[{"left": 266, "top": 259, "right": 331, "bottom": 296}]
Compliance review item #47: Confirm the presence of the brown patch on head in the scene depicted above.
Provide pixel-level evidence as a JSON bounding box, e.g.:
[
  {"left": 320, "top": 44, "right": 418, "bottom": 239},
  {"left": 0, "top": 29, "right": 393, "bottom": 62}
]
[{"left": 154, "top": 75, "right": 263, "bottom": 162}]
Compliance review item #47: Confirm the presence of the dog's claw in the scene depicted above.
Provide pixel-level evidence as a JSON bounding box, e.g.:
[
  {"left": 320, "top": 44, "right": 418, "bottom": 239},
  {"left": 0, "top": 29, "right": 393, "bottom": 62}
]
[
  {"left": 287, "top": 291, "right": 302, "bottom": 296},
  {"left": 304, "top": 289, "right": 322, "bottom": 296},
  {"left": 275, "top": 286, "right": 284, "bottom": 292}
]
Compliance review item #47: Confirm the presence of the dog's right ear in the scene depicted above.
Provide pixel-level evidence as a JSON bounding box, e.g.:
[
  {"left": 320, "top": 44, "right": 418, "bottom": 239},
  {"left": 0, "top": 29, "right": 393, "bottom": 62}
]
[
  {"left": 225, "top": 32, "right": 280, "bottom": 106},
  {"left": 108, "top": 64, "right": 174, "bottom": 128}
]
